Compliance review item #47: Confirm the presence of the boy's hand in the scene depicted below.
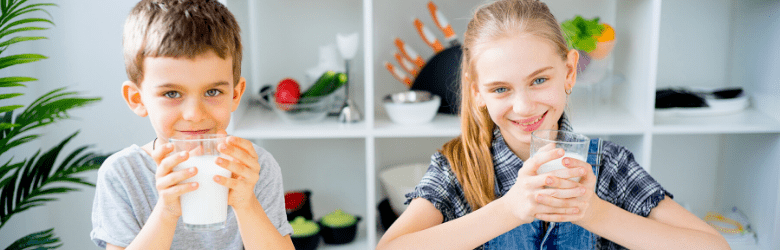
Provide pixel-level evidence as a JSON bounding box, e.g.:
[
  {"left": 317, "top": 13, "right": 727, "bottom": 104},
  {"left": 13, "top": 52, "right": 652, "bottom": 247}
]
[
  {"left": 213, "top": 134, "right": 261, "bottom": 210},
  {"left": 151, "top": 142, "right": 199, "bottom": 219},
  {"left": 534, "top": 157, "right": 600, "bottom": 224}
]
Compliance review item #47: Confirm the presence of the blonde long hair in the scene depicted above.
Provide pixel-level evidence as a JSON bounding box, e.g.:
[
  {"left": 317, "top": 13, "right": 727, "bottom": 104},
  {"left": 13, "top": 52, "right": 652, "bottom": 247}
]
[{"left": 441, "top": 0, "right": 570, "bottom": 210}]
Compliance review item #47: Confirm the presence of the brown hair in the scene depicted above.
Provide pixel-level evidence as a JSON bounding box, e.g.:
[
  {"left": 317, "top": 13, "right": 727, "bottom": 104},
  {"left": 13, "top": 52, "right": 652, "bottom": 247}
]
[
  {"left": 123, "top": 0, "right": 242, "bottom": 86},
  {"left": 441, "top": 0, "right": 570, "bottom": 210}
]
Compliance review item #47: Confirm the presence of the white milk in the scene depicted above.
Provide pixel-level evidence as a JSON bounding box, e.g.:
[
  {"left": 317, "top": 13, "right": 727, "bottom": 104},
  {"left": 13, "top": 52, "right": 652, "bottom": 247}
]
[
  {"left": 536, "top": 152, "right": 586, "bottom": 183},
  {"left": 173, "top": 155, "right": 232, "bottom": 228}
]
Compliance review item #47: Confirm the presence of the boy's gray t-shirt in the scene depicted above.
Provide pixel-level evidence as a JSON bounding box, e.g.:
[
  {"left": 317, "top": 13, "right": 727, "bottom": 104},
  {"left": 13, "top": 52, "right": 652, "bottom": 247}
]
[{"left": 90, "top": 144, "right": 293, "bottom": 249}]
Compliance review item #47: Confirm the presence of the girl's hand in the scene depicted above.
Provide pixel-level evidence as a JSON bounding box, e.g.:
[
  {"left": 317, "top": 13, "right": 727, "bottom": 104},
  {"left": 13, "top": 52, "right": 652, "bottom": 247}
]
[
  {"left": 213, "top": 134, "right": 261, "bottom": 210},
  {"left": 151, "top": 142, "right": 199, "bottom": 219},
  {"left": 534, "top": 156, "right": 600, "bottom": 224},
  {"left": 500, "top": 148, "right": 587, "bottom": 225}
]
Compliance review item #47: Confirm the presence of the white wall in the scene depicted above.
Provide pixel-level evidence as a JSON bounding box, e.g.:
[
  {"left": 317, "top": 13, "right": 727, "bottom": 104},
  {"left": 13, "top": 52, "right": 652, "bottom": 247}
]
[
  {"left": 656, "top": 0, "right": 732, "bottom": 88},
  {"left": 1, "top": 1, "right": 155, "bottom": 249}
]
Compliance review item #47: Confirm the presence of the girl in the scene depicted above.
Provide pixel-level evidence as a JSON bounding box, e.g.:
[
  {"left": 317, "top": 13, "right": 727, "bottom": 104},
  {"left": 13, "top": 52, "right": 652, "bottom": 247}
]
[{"left": 376, "top": 0, "right": 728, "bottom": 249}]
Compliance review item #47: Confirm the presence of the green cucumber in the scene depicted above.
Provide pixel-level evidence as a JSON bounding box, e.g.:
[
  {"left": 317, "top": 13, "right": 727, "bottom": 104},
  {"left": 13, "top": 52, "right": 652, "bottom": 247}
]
[
  {"left": 327, "top": 72, "right": 347, "bottom": 94},
  {"left": 301, "top": 71, "right": 337, "bottom": 99}
]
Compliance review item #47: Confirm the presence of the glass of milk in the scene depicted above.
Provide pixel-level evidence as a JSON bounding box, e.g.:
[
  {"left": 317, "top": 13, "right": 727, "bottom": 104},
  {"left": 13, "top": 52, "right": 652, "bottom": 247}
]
[
  {"left": 530, "top": 130, "right": 589, "bottom": 183},
  {"left": 169, "top": 134, "right": 232, "bottom": 231}
]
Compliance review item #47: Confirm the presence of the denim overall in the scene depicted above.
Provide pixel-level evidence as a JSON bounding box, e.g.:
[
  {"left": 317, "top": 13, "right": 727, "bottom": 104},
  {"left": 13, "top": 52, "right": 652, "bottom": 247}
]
[{"left": 486, "top": 139, "right": 603, "bottom": 250}]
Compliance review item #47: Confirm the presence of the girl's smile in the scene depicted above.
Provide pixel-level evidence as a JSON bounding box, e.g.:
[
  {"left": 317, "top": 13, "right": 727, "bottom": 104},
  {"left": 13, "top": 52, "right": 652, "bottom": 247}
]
[{"left": 510, "top": 110, "right": 548, "bottom": 132}]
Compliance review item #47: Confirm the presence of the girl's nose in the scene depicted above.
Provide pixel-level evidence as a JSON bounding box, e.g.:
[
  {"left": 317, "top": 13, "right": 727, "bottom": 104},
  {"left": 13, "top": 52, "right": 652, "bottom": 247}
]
[{"left": 512, "top": 92, "right": 535, "bottom": 114}]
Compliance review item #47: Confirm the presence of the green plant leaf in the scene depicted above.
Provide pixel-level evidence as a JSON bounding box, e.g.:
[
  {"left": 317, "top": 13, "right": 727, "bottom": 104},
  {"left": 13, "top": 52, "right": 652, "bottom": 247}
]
[
  {"left": 0, "top": 76, "right": 35, "bottom": 88},
  {"left": 0, "top": 122, "right": 18, "bottom": 131},
  {"left": 0, "top": 105, "right": 23, "bottom": 113},
  {"left": 4, "top": 228, "right": 62, "bottom": 250},
  {"left": 0, "top": 53, "right": 46, "bottom": 70},
  {"left": 0, "top": 131, "right": 107, "bottom": 228},
  {"left": 0, "top": 36, "right": 46, "bottom": 48},
  {"left": 0, "top": 134, "right": 38, "bottom": 157},
  {"left": 0, "top": 88, "right": 99, "bottom": 156},
  {"left": 0, "top": 93, "right": 23, "bottom": 100},
  {"left": 0, "top": 26, "right": 47, "bottom": 41},
  {"left": 0, "top": 18, "right": 53, "bottom": 35}
]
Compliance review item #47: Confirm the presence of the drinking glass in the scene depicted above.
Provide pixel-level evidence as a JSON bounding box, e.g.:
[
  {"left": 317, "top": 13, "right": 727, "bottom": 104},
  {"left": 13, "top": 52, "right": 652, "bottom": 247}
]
[
  {"left": 530, "top": 130, "right": 589, "bottom": 182},
  {"left": 170, "top": 134, "right": 231, "bottom": 231}
]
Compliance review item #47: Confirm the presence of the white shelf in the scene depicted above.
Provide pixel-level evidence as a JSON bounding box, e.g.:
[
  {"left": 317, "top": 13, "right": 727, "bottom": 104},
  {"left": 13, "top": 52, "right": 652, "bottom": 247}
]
[
  {"left": 374, "top": 114, "right": 460, "bottom": 138},
  {"left": 653, "top": 108, "right": 780, "bottom": 134},
  {"left": 231, "top": 104, "right": 369, "bottom": 139}
]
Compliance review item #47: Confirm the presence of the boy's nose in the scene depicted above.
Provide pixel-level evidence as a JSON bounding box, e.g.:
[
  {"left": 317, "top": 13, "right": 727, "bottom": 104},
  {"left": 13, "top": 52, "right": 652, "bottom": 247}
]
[
  {"left": 512, "top": 92, "right": 536, "bottom": 114},
  {"left": 181, "top": 99, "right": 206, "bottom": 122}
]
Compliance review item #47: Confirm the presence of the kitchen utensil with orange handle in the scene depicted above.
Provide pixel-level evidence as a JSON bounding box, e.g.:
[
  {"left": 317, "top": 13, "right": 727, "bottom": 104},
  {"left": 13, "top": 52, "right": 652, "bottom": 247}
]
[
  {"left": 394, "top": 51, "right": 419, "bottom": 77},
  {"left": 413, "top": 18, "right": 444, "bottom": 53},
  {"left": 394, "top": 37, "right": 426, "bottom": 69},
  {"left": 385, "top": 61, "right": 413, "bottom": 88},
  {"left": 427, "top": 1, "right": 458, "bottom": 47}
]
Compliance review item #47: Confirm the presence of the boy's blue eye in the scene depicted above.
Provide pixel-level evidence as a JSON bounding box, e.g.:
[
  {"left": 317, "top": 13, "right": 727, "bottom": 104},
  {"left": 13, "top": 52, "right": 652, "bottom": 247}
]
[
  {"left": 493, "top": 87, "right": 508, "bottom": 94},
  {"left": 533, "top": 78, "right": 548, "bottom": 85},
  {"left": 164, "top": 91, "right": 181, "bottom": 99},
  {"left": 205, "top": 89, "right": 222, "bottom": 97}
]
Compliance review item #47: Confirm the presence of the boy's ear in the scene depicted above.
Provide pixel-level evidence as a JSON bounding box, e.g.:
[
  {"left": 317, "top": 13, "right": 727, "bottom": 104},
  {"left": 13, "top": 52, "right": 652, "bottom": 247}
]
[
  {"left": 565, "top": 49, "right": 579, "bottom": 90},
  {"left": 122, "top": 81, "right": 148, "bottom": 117},
  {"left": 231, "top": 77, "right": 247, "bottom": 112}
]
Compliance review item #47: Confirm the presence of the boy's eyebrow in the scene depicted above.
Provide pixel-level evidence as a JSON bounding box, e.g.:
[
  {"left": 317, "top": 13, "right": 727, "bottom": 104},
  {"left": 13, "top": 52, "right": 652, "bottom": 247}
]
[{"left": 157, "top": 81, "right": 231, "bottom": 89}]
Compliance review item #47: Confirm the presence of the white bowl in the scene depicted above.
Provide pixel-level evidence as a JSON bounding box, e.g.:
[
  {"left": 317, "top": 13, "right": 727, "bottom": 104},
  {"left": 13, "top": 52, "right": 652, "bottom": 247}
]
[
  {"left": 379, "top": 163, "right": 429, "bottom": 215},
  {"left": 383, "top": 91, "right": 441, "bottom": 125}
]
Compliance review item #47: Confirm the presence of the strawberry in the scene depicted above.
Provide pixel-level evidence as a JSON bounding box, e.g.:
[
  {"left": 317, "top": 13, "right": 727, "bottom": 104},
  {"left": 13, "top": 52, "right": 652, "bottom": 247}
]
[{"left": 275, "top": 78, "right": 300, "bottom": 111}]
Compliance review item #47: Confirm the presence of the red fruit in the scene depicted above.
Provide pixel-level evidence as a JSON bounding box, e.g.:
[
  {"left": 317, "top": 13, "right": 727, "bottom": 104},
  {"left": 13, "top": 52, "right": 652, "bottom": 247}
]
[{"left": 275, "top": 78, "right": 300, "bottom": 110}]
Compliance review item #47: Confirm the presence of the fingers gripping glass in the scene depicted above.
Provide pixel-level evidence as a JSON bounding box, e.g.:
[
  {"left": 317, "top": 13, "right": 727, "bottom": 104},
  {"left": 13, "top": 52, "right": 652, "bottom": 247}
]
[{"left": 530, "top": 130, "right": 589, "bottom": 182}]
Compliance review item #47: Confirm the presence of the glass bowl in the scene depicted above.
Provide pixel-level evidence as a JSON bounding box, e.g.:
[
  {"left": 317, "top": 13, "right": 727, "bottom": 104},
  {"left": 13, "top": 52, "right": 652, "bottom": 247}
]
[{"left": 260, "top": 88, "right": 340, "bottom": 124}]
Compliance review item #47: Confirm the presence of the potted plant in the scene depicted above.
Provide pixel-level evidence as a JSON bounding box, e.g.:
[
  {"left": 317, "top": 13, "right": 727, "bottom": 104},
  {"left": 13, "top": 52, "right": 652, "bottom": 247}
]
[{"left": 0, "top": 1, "right": 106, "bottom": 249}]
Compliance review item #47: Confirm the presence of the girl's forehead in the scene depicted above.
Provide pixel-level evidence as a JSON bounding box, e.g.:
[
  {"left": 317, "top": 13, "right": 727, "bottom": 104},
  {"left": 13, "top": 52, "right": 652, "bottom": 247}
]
[{"left": 473, "top": 34, "right": 561, "bottom": 82}]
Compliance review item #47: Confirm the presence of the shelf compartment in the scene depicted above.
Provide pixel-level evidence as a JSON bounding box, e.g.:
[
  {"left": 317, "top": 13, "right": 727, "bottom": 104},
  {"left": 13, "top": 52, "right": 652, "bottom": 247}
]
[
  {"left": 653, "top": 108, "right": 780, "bottom": 134},
  {"left": 567, "top": 105, "right": 647, "bottom": 135},
  {"left": 231, "top": 104, "right": 369, "bottom": 139},
  {"left": 374, "top": 114, "right": 460, "bottom": 138}
]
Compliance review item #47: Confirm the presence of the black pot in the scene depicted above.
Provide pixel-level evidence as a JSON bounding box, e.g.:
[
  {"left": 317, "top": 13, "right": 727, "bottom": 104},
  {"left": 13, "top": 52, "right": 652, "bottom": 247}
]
[
  {"left": 318, "top": 216, "right": 362, "bottom": 245},
  {"left": 291, "top": 233, "right": 320, "bottom": 250},
  {"left": 285, "top": 190, "right": 313, "bottom": 221}
]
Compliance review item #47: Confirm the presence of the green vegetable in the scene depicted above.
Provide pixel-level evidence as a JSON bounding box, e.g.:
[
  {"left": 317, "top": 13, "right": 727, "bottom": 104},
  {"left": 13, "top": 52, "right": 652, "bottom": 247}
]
[
  {"left": 301, "top": 71, "right": 337, "bottom": 99},
  {"left": 323, "top": 72, "right": 347, "bottom": 96},
  {"left": 321, "top": 209, "right": 357, "bottom": 228},
  {"left": 560, "top": 15, "right": 604, "bottom": 53},
  {"left": 300, "top": 71, "right": 347, "bottom": 99},
  {"left": 290, "top": 216, "right": 319, "bottom": 237}
]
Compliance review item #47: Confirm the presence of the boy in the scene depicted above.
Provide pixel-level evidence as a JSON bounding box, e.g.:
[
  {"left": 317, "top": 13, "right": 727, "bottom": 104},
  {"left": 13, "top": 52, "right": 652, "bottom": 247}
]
[{"left": 90, "top": 0, "right": 294, "bottom": 249}]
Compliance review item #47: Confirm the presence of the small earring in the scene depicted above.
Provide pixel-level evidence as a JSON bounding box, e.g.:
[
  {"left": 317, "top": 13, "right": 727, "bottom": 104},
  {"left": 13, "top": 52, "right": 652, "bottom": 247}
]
[{"left": 565, "top": 88, "right": 572, "bottom": 95}]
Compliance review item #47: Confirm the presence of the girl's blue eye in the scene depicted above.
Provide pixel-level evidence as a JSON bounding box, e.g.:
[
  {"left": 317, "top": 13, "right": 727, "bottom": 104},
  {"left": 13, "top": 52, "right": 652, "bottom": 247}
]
[
  {"left": 533, "top": 78, "right": 548, "bottom": 85},
  {"left": 493, "top": 87, "right": 508, "bottom": 94},
  {"left": 205, "top": 89, "right": 222, "bottom": 97},
  {"left": 164, "top": 91, "right": 181, "bottom": 99}
]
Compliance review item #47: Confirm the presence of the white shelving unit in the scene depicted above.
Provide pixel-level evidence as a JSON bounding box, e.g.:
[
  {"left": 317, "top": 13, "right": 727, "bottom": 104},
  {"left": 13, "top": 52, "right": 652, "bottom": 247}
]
[{"left": 226, "top": 0, "right": 780, "bottom": 249}]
